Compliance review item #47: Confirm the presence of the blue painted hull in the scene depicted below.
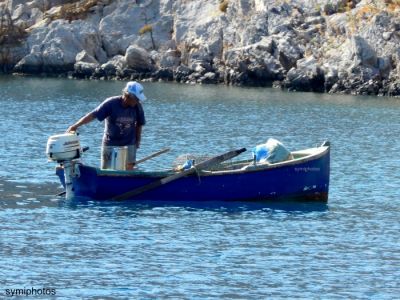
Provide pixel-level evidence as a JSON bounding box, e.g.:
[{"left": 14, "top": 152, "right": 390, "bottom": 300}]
[{"left": 56, "top": 146, "right": 330, "bottom": 202}]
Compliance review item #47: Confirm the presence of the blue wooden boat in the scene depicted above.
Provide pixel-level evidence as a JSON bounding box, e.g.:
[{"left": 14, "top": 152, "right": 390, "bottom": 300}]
[{"left": 54, "top": 142, "right": 330, "bottom": 202}]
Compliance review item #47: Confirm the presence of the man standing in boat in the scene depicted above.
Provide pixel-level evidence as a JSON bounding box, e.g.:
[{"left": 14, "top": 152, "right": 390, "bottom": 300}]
[{"left": 67, "top": 81, "right": 146, "bottom": 170}]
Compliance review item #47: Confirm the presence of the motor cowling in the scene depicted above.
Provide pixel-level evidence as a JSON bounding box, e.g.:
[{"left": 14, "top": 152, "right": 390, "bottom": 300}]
[{"left": 46, "top": 133, "right": 81, "bottom": 162}]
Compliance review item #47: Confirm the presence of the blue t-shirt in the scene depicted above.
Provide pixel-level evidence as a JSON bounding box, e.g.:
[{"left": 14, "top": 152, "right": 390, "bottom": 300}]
[{"left": 92, "top": 96, "right": 146, "bottom": 146}]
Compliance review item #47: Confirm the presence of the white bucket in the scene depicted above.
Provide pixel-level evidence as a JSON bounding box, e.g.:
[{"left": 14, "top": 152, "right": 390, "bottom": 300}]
[{"left": 111, "top": 146, "right": 128, "bottom": 170}]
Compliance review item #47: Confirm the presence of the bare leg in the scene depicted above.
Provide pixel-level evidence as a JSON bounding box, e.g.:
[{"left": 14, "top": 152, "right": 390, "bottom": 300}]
[
  {"left": 126, "top": 145, "right": 137, "bottom": 170},
  {"left": 126, "top": 163, "right": 136, "bottom": 170}
]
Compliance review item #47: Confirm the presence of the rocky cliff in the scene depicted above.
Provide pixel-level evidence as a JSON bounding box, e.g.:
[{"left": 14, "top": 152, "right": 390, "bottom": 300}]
[{"left": 1, "top": 0, "right": 399, "bottom": 96}]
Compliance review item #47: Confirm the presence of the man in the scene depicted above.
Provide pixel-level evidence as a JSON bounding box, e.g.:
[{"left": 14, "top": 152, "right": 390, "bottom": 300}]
[{"left": 67, "top": 81, "right": 146, "bottom": 170}]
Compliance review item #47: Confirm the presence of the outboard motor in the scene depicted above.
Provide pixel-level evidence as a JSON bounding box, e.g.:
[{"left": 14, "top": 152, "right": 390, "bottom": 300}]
[{"left": 46, "top": 133, "right": 82, "bottom": 200}]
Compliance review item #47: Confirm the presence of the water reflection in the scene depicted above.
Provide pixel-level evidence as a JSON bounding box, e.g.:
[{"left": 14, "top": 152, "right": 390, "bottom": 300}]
[
  {"left": 63, "top": 197, "right": 329, "bottom": 214},
  {"left": 1, "top": 176, "right": 328, "bottom": 213},
  {"left": 0, "top": 178, "right": 61, "bottom": 209}
]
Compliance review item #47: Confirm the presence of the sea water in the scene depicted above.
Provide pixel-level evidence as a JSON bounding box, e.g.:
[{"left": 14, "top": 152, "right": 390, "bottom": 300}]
[{"left": 0, "top": 76, "right": 399, "bottom": 298}]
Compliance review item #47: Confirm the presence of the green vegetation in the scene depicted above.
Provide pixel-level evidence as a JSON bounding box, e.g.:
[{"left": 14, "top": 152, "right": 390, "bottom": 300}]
[{"left": 139, "top": 24, "right": 155, "bottom": 50}]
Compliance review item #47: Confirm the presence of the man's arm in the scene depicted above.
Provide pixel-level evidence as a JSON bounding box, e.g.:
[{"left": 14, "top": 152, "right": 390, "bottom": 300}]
[
  {"left": 135, "top": 102, "right": 145, "bottom": 148},
  {"left": 135, "top": 125, "right": 143, "bottom": 148},
  {"left": 67, "top": 112, "right": 95, "bottom": 132}
]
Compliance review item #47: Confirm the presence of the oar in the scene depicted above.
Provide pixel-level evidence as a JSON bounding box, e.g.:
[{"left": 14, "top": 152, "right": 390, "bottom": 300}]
[
  {"left": 112, "top": 147, "right": 247, "bottom": 201},
  {"left": 134, "top": 148, "right": 170, "bottom": 166}
]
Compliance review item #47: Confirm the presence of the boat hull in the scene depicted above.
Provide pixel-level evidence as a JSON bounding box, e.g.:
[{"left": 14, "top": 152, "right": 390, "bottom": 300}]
[{"left": 56, "top": 146, "right": 330, "bottom": 202}]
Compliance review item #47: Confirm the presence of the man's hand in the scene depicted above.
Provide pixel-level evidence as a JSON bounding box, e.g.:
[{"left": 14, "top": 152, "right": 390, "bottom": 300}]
[
  {"left": 66, "top": 124, "right": 78, "bottom": 133},
  {"left": 66, "top": 113, "right": 95, "bottom": 133}
]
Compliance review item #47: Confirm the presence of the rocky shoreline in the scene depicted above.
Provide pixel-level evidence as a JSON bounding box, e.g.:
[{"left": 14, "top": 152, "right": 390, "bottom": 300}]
[{"left": 1, "top": 0, "right": 399, "bottom": 96}]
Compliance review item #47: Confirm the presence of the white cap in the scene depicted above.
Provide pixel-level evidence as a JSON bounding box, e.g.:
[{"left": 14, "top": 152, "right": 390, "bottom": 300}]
[{"left": 124, "top": 81, "right": 146, "bottom": 101}]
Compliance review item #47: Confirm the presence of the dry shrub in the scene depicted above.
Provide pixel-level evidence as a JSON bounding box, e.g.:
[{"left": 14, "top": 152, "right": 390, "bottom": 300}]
[
  {"left": 49, "top": 0, "right": 110, "bottom": 21},
  {"left": 219, "top": 0, "right": 228, "bottom": 13},
  {"left": 139, "top": 24, "right": 153, "bottom": 35}
]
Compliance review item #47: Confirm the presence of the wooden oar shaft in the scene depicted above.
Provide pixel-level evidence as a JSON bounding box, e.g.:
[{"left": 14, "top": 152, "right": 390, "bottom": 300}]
[
  {"left": 113, "top": 147, "right": 246, "bottom": 201},
  {"left": 135, "top": 148, "right": 170, "bottom": 165},
  {"left": 56, "top": 191, "right": 66, "bottom": 197}
]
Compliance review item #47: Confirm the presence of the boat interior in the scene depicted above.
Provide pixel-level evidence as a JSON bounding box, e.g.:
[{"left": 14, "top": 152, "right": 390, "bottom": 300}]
[
  {"left": 96, "top": 145, "right": 329, "bottom": 177},
  {"left": 202, "top": 146, "right": 328, "bottom": 174}
]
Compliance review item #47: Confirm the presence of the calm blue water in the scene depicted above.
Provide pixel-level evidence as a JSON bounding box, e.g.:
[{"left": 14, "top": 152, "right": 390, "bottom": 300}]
[{"left": 0, "top": 76, "right": 399, "bottom": 298}]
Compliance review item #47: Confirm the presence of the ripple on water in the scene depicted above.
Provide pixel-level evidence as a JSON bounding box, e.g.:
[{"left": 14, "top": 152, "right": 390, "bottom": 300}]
[{"left": 1, "top": 79, "right": 400, "bottom": 298}]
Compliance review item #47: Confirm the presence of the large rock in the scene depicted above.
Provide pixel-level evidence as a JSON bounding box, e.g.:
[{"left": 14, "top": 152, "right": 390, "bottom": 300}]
[
  {"left": 76, "top": 50, "right": 98, "bottom": 64},
  {"left": 1, "top": 0, "right": 400, "bottom": 96},
  {"left": 284, "top": 56, "right": 325, "bottom": 92},
  {"left": 224, "top": 37, "right": 285, "bottom": 85},
  {"left": 99, "top": 1, "right": 173, "bottom": 56},
  {"left": 100, "top": 55, "right": 126, "bottom": 77},
  {"left": 275, "top": 34, "right": 304, "bottom": 71},
  {"left": 351, "top": 36, "right": 377, "bottom": 68},
  {"left": 73, "top": 61, "right": 98, "bottom": 78},
  {"left": 14, "top": 19, "right": 104, "bottom": 73},
  {"left": 159, "top": 49, "right": 181, "bottom": 68},
  {"left": 14, "top": 45, "right": 43, "bottom": 73},
  {"left": 173, "top": 64, "right": 193, "bottom": 82},
  {"left": 73, "top": 50, "right": 99, "bottom": 78},
  {"left": 125, "top": 45, "right": 154, "bottom": 72}
]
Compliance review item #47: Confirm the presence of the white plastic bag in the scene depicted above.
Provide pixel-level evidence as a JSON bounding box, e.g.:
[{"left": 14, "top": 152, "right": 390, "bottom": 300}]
[{"left": 252, "top": 138, "right": 291, "bottom": 164}]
